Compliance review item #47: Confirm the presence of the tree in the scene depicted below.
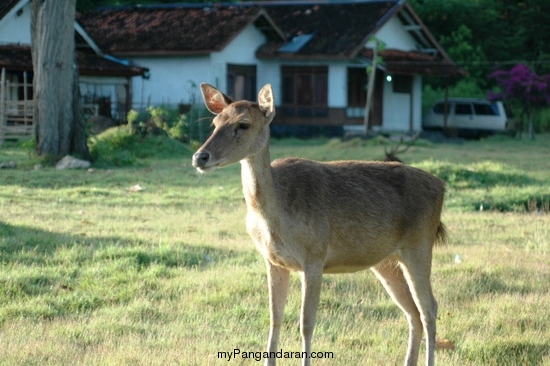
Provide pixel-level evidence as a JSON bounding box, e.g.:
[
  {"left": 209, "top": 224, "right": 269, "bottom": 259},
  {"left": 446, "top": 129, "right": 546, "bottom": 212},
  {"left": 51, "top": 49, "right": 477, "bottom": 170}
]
[
  {"left": 488, "top": 64, "right": 550, "bottom": 140},
  {"left": 363, "top": 38, "right": 385, "bottom": 134},
  {"left": 31, "top": 0, "right": 90, "bottom": 163},
  {"left": 410, "top": 0, "right": 550, "bottom": 91}
]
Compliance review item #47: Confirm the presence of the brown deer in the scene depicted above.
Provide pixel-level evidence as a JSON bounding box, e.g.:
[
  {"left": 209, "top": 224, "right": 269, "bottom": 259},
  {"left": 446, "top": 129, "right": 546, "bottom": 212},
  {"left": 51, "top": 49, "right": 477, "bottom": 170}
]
[
  {"left": 192, "top": 84, "right": 446, "bottom": 366},
  {"left": 384, "top": 132, "right": 420, "bottom": 163}
]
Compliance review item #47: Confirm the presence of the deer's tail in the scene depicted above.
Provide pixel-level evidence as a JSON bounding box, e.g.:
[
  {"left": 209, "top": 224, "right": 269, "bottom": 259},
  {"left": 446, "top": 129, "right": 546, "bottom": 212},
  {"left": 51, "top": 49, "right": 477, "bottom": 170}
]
[{"left": 435, "top": 222, "right": 448, "bottom": 246}]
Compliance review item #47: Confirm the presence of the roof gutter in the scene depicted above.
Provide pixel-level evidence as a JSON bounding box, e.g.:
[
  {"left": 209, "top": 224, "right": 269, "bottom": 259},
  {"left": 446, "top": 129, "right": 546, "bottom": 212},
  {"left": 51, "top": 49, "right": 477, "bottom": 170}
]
[
  {"left": 103, "top": 54, "right": 150, "bottom": 79},
  {"left": 74, "top": 21, "right": 103, "bottom": 55}
]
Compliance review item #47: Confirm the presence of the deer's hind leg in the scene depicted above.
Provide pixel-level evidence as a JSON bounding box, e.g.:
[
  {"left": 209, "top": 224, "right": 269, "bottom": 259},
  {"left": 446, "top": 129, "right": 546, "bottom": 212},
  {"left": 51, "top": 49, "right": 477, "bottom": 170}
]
[
  {"left": 399, "top": 244, "right": 438, "bottom": 366},
  {"left": 372, "top": 257, "right": 424, "bottom": 366}
]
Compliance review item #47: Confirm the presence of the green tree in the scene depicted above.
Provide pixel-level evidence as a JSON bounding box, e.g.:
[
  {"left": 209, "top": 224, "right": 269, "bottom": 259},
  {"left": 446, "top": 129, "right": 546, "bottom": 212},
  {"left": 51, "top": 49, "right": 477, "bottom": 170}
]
[
  {"left": 411, "top": 0, "right": 550, "bottom": 87},
  {"left": 439, "top": 25, "right": 487, "bottom": 84}
]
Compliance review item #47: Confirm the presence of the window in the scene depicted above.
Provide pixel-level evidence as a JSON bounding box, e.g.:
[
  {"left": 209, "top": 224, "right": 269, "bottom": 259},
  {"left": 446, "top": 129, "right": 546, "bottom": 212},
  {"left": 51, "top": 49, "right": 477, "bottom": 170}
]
[
  {"left": 227, "top": 64, "right": 256, "bottom": 101},
  {"left": 455, "top": 103, "right": 473, "bottom": 115},
  {"left": 281, "top": 66, "right": 328, "bottom": 117},
  {"left": 392, "top": 75, "right": 412, "bottom": 94},
  {"left": 433, "top": 102, "right": 445, "bottom": 115},
  {"left": 347, "top": 68, "right": 367, "bottom": 107},
  {"left": 474, "top": 103, "right": 500, "bottom": 116}
]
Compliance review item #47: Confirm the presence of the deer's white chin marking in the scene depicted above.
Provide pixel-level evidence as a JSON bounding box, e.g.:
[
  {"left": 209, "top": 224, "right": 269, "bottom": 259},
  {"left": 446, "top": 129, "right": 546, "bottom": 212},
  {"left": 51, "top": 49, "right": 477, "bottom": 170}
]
[{"left": 196, "top": 166, "right": 216, "bottom": 173}]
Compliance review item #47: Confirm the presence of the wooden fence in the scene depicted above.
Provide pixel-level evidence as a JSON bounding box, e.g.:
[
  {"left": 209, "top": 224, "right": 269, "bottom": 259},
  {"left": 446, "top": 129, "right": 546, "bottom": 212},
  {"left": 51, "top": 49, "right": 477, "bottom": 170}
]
[
  {"left": 0, "top": 68, "right": 33, "bottom": 147},
  {"left": 0, "top": 67, "right": 99, "bottom": 147}
]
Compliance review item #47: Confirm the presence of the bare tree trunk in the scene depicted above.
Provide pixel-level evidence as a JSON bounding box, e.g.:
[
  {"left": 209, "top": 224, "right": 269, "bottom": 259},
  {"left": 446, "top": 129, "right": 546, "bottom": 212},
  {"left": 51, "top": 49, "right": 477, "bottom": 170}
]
[
  {"left": 527, "top": 107, "right": 534, "bottom": 140},
  {"left": 31, "top": 0, "right": 90, "bottom": 162},
  {"left": 363, "top": 44, "right": 378, "bottom": 135}
]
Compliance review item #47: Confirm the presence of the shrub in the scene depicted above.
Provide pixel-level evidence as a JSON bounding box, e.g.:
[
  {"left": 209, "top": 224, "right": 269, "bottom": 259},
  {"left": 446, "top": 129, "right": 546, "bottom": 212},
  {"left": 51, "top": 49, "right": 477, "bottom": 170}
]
[
  {"left": 126, "top": 105, "right": 212, "bottom": 144},
  {"left": 89, "top": 126, "right": 193, "bottom": 167},
  {"left": 89, "top": 126, "right": 138, "bottom": 167}
]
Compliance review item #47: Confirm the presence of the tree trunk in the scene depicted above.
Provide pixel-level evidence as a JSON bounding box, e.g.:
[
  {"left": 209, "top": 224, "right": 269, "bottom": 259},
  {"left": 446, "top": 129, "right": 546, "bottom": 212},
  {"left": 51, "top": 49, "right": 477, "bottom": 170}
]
[
  {"left": 527, "top": 107, "right": 534, "bottom": 140},
  {"left": 31, "top": 0, "right": 90, "bottom": 162},
  {"left": 363, "top": 44, "right": 378, "bottom": 135}
]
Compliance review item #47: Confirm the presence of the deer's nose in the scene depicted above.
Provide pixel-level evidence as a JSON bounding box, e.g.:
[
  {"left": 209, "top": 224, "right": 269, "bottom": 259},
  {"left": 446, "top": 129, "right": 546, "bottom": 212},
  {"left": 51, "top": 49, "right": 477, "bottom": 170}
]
[{"left": 192, "top": 151, "right": 211, "bottom": 167}]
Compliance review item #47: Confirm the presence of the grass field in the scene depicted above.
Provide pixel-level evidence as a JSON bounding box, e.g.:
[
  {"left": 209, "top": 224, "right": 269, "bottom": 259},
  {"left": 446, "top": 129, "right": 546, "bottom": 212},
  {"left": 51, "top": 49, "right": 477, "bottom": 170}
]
[{"left": 0, "top": 133, "right": 549, "bottom": 365}]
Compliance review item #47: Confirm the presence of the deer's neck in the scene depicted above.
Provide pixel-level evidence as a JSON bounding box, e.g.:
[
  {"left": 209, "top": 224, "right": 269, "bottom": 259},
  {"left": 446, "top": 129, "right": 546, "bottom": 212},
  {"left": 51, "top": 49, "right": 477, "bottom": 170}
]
[{"left": 240, "top": 145, "right": 280, "bottom": 219}]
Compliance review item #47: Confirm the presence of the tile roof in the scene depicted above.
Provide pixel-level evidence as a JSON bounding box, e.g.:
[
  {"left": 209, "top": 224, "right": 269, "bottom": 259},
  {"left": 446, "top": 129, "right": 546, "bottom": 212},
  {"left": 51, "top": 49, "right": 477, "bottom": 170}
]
[
  {"left": 258, "top": 1, "right": 398, "bottom": 58},
  {"left": 77, "top": 1, "right": 397, "bottom": 58},
  {"left": 0, "top": 44, "right": 147, "bottom": 77},
  {"left": 76, "top": 4, "right": 283, "bottom": 56}
]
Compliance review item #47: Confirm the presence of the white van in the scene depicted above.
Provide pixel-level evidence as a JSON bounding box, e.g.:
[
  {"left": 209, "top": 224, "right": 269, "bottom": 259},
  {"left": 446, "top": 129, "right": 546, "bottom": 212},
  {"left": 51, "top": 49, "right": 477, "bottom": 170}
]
[{"left": 423, "top": 98, "right": 509, "bottom": 137}]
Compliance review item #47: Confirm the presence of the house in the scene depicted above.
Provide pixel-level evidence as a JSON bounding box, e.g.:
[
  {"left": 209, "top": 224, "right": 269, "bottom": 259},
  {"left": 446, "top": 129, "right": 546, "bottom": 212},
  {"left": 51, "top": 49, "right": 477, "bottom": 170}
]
[
  {"left": 77, "top": 0, "right": 463, "bottom": 135},
  {"left": 0, "top": 0, "right": 147, "bottom": 143},
  {"left": 77, "top": 4, "right": 286, "bottom": 107}
]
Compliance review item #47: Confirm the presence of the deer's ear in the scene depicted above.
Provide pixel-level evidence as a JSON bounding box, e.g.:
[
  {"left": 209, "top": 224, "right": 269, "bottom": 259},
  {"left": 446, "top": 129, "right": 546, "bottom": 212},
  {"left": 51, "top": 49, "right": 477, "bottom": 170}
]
[
  {"left": 258, "top": 84, "right": 275, "bottom": 123},
  {"left": 201, "top": 83, "right": 233, "bottom": 115}
]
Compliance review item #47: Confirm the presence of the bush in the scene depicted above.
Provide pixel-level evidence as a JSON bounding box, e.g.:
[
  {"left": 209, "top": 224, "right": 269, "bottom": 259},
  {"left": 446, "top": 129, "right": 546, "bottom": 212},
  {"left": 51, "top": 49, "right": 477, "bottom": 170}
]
[
  {"left": 89, "top": 126, "right": 193, "bottom": 167},
  {"left": 89, "top": 126, "right": 138, "bottom": 167},
  {"left": 127, "top": 105, "right": 212, "bottom": 144}
]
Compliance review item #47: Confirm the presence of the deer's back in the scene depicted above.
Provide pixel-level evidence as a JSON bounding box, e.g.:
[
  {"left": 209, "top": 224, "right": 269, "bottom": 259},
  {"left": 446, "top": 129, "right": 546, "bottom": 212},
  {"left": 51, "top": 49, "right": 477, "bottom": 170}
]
[
  {"left": 269, "top": 158, "right": 444, "bottom": 269},
  {"left": 272, "top": 158, "right": 444, "bottom": 211}
]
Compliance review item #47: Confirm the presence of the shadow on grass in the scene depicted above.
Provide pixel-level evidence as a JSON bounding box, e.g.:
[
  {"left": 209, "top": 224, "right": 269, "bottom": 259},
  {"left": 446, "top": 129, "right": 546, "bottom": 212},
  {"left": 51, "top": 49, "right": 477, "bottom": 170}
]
[
  {"left": 0, "top": 220, "right": 242, "bottom": 323},
  {"left": 0, "top": 221, "right": 232, "bottom": 268},
  {"left": 464, "top": 341, "right": 549, "bottom": 365},
  {"left": 439, "top": 267, "right": 547, "bottom": 301}
]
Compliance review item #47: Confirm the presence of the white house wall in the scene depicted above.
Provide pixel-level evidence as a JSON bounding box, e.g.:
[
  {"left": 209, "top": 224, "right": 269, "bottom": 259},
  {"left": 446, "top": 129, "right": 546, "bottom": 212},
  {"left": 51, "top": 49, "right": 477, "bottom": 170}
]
[
  {"left": 372, "top": 16, "right": 417, "bottom": 50},
  {"left": 373, "top": 15, "right": 425, "bottom": 131},
  {"left": 131, "top": 23, "right": 267, "bottom": 108},
  {"left": 258, "top": 59, "right": 282, "bottom": 104},
  {"left": 328, "top": 63, "right": 347, "bottom": 108},
  {"left": 211, "top": 23, "right": 267, "bottom": 93},
  {"left": 0, "top": 1, "right": 31, "bottom": 44},
  {"left": 382, "top": 74, "right": 422, "bottom": 131},
  {"left": 131, "top": 56, "right": 211, "bottom": 107}
]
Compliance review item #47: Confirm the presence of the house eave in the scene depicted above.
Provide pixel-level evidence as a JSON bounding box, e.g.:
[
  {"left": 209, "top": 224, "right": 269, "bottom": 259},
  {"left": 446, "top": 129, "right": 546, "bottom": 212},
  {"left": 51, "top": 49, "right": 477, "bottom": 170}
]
[
  {"left": 110, "top": 50, "right": 214, "bottom": 58},
  {"left": 256, "top": 52, "right": 351, "bottom": 61}
]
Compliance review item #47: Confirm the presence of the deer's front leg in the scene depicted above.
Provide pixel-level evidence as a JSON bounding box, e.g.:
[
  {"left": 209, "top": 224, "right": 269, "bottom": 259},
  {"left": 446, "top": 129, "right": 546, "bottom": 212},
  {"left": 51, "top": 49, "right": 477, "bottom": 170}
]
[
  {"left": 265, "top": 260, "right": 290, "bottom": 366},
  {"left": 300, "top": 263, "right": 323, "bottom": 366}
]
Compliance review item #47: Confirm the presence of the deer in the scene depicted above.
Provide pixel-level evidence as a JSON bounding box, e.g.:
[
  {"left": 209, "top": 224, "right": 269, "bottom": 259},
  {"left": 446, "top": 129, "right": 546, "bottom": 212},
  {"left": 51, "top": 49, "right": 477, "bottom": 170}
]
[
  {"left": 384, "top": 132, "right": 420, "bottom": 163},
  {"left": 192, "top": 83, "right": 446, "bottom": 366}
]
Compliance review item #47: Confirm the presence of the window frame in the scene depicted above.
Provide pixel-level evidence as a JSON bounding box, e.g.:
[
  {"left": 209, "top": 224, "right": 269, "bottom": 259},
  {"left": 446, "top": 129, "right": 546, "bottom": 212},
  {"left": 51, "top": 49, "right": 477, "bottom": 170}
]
[
  {"left": 281, "top": 66, "right": 328, "bottom": 117},
  {"left": 227, "top": 64, "right": 257, "bottom": 102}
]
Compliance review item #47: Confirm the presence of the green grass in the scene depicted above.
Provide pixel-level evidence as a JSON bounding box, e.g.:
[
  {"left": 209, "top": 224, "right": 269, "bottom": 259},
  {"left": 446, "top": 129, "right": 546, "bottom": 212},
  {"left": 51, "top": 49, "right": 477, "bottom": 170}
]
[{"left": 0, "top": 133, "right": 549, "bottom": 365}]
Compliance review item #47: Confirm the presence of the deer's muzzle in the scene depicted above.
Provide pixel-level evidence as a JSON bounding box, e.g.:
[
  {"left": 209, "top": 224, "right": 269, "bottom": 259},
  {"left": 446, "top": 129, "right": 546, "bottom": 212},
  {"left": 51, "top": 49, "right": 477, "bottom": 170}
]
[{"left": 192, "top": 151, "right": 211, "bottom": 169}]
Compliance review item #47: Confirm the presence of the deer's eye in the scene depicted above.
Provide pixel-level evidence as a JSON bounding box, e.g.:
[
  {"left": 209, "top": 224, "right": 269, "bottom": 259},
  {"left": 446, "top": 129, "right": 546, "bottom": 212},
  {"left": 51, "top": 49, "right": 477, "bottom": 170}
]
[{"left": 238, "top": 123, "right": 250, "bottom": 130}]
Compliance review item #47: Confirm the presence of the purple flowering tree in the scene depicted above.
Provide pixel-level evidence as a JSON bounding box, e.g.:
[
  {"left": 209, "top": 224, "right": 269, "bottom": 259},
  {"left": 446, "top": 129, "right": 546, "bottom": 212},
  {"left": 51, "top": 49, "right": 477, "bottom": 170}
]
[{"left": 488, "top": 64, "right": 550, "bottom": 139}]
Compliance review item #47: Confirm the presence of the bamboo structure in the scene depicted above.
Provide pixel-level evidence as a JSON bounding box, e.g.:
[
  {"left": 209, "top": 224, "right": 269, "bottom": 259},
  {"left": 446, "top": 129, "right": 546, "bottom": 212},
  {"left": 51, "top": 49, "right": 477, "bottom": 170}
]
[{"left": 0, "top": 68, "right": 34, "bottom": 146}]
